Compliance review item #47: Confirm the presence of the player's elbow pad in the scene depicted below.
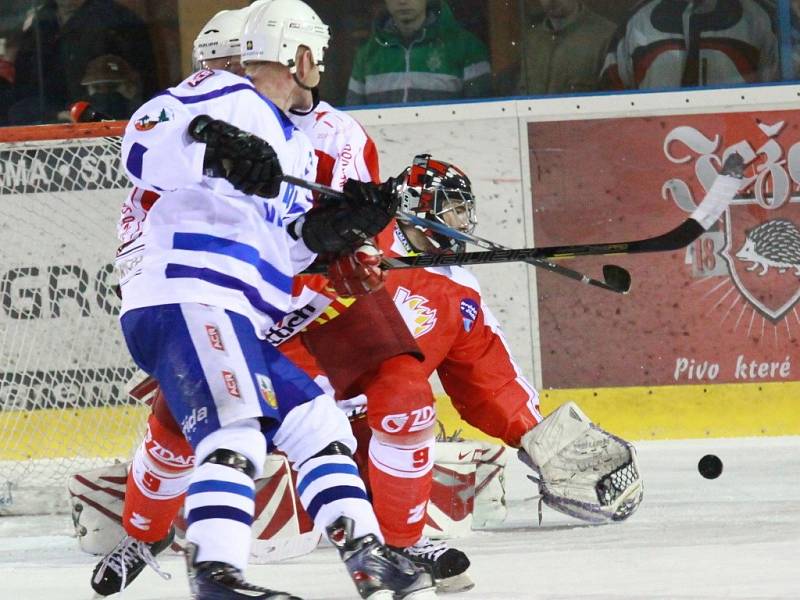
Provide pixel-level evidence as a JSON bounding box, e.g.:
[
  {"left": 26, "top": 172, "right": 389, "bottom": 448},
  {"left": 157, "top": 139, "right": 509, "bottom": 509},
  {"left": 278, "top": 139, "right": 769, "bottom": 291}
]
[{"left": 292, "top": 205, "right": 392, "bottom": 254}]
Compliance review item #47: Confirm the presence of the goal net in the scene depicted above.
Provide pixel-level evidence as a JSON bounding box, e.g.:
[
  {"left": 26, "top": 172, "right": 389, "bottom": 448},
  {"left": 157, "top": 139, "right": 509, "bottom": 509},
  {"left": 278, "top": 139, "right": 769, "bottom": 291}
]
[{"left": 0, "top": 122, "right": 147, "bottom": 514}]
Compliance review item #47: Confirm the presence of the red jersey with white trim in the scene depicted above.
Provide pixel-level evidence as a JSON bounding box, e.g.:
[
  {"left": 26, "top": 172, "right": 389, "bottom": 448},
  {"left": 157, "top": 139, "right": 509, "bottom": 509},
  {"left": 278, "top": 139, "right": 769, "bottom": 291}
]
[{"left": 377, "top": 229, "right": 542, "bottom": 444}]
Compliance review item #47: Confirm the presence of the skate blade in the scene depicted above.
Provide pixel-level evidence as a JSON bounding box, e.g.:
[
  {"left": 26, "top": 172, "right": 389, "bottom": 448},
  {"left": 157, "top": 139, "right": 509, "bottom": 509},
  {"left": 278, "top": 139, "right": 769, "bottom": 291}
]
[
  {"left": 436, "top": 572, "right": 475, "bottom": 594},
  {"left": 398, "top": 588, "right": 437, "bottom": 600}
]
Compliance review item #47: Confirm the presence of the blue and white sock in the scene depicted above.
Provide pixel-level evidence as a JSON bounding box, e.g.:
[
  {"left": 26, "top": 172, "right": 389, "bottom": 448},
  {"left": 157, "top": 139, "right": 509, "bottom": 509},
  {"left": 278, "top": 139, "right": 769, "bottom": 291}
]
[
  {"left": 185, "top": 462, "right": 255, "bottom": 570},
  {"left": 296, "top": 454, "right": 382, "bottom": 541}
]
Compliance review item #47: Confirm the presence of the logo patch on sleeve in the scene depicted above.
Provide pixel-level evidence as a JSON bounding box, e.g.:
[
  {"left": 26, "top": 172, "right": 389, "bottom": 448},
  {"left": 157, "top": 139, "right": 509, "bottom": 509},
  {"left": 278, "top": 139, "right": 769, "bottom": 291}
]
[
  {"left": 460, "top": 298, "right": 479, "bottom": 332},
  {"left": 134, "top": 107, "right": 174, "bottom": 131},
  {"left": 256, "top": 373, "right": 277, "bottom": 409}
]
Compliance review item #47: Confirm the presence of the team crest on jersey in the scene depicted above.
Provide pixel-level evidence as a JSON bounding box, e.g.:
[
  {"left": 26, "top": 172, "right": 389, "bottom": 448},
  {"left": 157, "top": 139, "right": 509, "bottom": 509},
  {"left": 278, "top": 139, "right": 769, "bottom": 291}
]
[
  {"left": 187, "top": 69, "right": 215, "bottom": 87},
  {"left": 393, "top": 287, "right": 437, "bottom": 338},
  {"left": 256, "top": 373, "right": 277, "bottom": 409},
  {"left": 134, "top": 107, "right": 174, "bottom": 131},
  {"left": 460, "top": 298, "right": 479, "bottom": 332}
]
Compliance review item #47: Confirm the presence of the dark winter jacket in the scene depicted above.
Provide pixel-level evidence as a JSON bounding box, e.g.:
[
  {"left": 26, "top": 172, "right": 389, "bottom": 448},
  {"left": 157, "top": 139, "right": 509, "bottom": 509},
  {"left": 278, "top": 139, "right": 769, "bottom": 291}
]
[{"left": 11, "top": 0, "right": 156, "bottom": 124}]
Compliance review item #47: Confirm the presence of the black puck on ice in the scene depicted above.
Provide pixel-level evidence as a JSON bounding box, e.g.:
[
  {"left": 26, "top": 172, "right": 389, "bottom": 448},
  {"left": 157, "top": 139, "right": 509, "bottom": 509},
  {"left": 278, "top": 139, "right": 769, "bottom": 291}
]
[{"left": 698, "top": 454, "right": 723, "bottom": 479}]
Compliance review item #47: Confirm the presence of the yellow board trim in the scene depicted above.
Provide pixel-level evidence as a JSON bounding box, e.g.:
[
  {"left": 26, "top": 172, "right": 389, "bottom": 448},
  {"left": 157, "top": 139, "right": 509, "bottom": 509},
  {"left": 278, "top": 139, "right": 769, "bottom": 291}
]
[
  {"left": 1, "top": 381, "right": 797, "bottom": 460},
  {"left": 0, "top": 405, "right": 149, "bottom": 461},
  {"left": 435, "top": 382, "right": 800, "bottom": 443}
]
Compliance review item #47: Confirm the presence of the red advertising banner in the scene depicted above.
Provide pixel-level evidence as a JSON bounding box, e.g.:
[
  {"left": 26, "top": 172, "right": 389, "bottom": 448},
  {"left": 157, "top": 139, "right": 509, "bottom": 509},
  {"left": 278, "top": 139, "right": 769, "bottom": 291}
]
[{"left": 530, "top": 111, "right": 800, "bottom": 388}]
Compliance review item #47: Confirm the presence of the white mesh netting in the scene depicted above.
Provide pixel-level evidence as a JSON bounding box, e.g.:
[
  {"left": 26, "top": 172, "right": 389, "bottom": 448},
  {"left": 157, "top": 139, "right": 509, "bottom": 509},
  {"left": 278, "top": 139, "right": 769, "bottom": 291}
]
[{"left": 0, "top": 130, "right": 147, "bottom": 514}]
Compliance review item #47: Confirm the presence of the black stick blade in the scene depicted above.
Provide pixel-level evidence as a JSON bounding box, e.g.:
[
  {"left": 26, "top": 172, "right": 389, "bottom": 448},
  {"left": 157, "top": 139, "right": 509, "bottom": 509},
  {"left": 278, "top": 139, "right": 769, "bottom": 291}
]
[{"left": 602, "top": 264, "right": 632, "bottom": 294}]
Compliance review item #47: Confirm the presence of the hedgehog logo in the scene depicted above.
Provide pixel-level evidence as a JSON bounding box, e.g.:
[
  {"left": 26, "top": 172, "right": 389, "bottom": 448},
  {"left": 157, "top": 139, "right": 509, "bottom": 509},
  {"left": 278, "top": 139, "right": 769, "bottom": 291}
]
[
  {"left": 721, "top": 208, "right": 800, "bottom": 321},
  {"left": 735, "top": 219, "right": 800, "bottom": 276}
]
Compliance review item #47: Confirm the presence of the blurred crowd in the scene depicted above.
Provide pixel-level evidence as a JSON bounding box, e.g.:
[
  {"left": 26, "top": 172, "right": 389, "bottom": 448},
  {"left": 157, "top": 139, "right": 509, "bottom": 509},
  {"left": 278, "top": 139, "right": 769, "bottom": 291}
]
[{"left": 0, "top": 0, "right": 797, "bottom": 126}]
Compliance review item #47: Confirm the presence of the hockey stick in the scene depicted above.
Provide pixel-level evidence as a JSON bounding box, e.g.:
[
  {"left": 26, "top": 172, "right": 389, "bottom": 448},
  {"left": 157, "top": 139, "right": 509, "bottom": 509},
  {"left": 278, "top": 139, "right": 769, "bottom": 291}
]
[
  {"left": 288, "top": 151, "right": 744, "bottom": 266},
  {"left": 283, "top": 175, "right": 632, "bottom": 294}
]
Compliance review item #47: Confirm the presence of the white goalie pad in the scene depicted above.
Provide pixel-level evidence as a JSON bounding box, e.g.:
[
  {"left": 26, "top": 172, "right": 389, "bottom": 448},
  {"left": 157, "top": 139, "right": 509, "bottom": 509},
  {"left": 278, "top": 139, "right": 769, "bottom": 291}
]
[
  {"left": 519, "top": 401, "right": 643, "bottom": 523},
  {"left": 68, "top": 455, "right": 320, "bottom": 562},
  {"left": 173, "top": 454, "right": 320, "bottom": 564},
  {"left": 69, "top": 441, "right": 507, "bottom": 560},
  {"left": 423, "top": 440, "right": 508, "bottom": 539},
  {"left": 68, "top": 462, "right": 130, "bottom": 555}
]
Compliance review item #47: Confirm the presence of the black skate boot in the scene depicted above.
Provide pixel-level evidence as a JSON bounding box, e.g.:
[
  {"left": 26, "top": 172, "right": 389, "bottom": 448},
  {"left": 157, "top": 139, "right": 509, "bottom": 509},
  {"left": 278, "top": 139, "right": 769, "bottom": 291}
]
[
  {"left": 185, "top": 543, "right": 302, "bottom": 600},
  {"left": 90, "top": 527, "right": 175, "bottom": 596},
  {"left": 391, "top": 537, "right": 473, "bottom": 594},
  {"left": 326, "top": 516, "right": 437, "bottom": 600}
]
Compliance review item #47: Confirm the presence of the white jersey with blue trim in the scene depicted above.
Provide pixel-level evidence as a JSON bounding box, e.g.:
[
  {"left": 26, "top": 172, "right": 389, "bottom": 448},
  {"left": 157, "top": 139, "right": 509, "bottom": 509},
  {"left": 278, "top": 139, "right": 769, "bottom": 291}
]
[{"left": 118, "top": 69, "right": 317, "bottom": 335}]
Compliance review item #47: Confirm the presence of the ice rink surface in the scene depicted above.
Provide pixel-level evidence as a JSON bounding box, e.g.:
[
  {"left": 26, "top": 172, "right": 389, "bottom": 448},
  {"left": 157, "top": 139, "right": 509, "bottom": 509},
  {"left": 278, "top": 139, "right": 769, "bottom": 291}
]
[{"left": 1, "top": 436, "right": 798, "bottom": 600}]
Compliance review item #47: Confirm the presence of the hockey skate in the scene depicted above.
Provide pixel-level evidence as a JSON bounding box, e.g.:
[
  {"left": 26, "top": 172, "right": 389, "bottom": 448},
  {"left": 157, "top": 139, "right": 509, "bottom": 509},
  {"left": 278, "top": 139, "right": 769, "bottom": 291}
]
[
  {"left": 185, "top": 543, "right": 302, "bottom": 600},
  {"left": 391, "top": 537, "right": 473, "bottom": 594},
  {"left": 326, "top": 516, "right": 437, "bottom": 599},
  {"left": 90, "top": 527, "right": 175, "bottom": 596}
]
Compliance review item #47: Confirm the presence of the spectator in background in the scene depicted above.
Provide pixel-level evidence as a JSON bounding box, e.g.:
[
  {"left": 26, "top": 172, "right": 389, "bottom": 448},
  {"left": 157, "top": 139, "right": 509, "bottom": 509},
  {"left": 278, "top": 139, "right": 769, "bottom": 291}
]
[
  {"left": 78, "top": 54, "right": 140, "bottom": 120},
  {"left": 518, "top": 0, "right": 615, "bottom": 95},
  {"left": 0, "top": 36, "right": 16, "bottom": 126},
  {"left": 346, "top": 0, "right": 491, "bottom": 106},
  {"left": 601, "top": 0, "right": 778, "bottom": 90},
  {"left": 10, "top": 0, "right": 156, "bottom": 124}
]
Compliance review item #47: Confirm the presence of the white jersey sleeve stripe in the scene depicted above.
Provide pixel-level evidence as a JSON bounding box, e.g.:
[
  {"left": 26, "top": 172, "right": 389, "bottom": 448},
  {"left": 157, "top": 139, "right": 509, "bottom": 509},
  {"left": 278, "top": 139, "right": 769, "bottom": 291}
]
[{"left": 172, "top": 233, "right": 293, "bottom": 294}]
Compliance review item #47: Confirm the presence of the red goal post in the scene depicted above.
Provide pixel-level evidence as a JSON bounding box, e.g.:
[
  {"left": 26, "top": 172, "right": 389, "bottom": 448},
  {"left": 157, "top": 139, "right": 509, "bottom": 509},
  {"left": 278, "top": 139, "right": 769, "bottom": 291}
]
[{"left": 0, "top": 121, "right": 149, "bottom": 514}]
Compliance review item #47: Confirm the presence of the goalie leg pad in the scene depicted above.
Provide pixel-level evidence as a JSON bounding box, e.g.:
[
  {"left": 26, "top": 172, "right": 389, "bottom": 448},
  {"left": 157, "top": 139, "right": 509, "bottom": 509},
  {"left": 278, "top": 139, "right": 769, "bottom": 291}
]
[
  {"left": 68, "top": 461, "right": 130, "bottom": 555},
  {"left": 519, "top": 401, "right": 643, "bottom": 523}
]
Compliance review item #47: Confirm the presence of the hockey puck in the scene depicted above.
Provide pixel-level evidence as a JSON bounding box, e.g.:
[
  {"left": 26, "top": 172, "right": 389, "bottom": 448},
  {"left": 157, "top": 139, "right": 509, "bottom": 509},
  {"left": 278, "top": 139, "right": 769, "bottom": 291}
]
[{"left": 698, "top": 454, "right": 723, "bottom": 479}]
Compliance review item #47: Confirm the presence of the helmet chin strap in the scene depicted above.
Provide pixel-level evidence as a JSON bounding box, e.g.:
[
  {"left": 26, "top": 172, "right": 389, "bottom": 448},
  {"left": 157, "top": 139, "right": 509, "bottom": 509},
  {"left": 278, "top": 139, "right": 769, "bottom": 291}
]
[{"left": 289, "top": 72, "right": 320, "bottom": 116}]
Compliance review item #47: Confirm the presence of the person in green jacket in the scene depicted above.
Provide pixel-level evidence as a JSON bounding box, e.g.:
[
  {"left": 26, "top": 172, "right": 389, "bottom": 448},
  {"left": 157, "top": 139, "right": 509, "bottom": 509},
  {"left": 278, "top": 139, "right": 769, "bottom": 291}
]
[
  {"left": 346, "top": 0, "right": 492, "bottom": 106},
  {"left": 518, "top": 0, "right": 615, "bottom": 95}
]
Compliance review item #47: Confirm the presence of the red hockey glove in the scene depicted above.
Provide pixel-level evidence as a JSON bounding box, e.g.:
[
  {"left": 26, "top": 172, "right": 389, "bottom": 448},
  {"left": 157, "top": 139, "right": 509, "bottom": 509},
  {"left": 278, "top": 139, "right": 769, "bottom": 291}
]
[{"left": 327, "top": 242, "right": 386, "bottom": 297}]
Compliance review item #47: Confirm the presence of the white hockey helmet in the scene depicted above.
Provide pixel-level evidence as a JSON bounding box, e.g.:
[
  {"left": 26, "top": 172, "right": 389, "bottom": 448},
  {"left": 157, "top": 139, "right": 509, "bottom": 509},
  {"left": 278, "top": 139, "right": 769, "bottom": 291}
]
[
  {"left": 241, "top": 0, "right": 330, "bottom": 72},
  {"left": 193, "top": 8, "right": 249, "bottom": 65}
]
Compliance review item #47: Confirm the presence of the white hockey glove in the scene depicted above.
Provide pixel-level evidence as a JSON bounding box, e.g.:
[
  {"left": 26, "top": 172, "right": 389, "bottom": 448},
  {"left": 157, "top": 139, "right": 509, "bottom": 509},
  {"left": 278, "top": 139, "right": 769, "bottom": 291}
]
[{"left": 518, "top": 401, "right": 643, "bottom": 523}]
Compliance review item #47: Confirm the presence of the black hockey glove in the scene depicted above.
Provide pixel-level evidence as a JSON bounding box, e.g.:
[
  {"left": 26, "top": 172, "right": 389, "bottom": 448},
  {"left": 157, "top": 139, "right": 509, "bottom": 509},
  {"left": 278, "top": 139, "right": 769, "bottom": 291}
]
[
  {"left": 188, "top": 115, "right": 283, "bottom": 198},
  {"left": 296, "top": 178, "right": 401, "bottom": 254}
]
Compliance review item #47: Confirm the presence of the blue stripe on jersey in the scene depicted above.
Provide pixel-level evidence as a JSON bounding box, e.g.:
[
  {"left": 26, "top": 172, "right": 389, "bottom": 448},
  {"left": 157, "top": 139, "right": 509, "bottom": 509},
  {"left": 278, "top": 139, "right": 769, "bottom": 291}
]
[
  {"left": 127, "top": 142, "right": 147, "bottom": 179},
  {"left": 296, "top": 463, "right": 361, "bottom": 497},
  {"left": 164, "top": 263, "right": 286, "bottom": 323},
  {"left": 160, "top": 82, "right": 254, "bottom": 105},
  {"left": 172, "top": 233, "right": 292, "bottom": 294},
  {"left": 186, "top": 505, "right": 253, "bottom": 526},
  {"left": 158, "top": 81, "right": 295, "bottom": 141},
  {"left": 187, "top": 479, "right": 255, "bottom": 499},
  {"left": 305, "top": 486, "right": 370, "bottom": 520}
]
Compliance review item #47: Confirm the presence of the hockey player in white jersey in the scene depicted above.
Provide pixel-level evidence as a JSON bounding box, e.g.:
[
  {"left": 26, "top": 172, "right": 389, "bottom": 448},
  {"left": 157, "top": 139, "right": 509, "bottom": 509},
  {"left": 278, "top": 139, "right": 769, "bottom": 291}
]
[{"left": 108, "top": 2, "right": 436, "bottom": 599}]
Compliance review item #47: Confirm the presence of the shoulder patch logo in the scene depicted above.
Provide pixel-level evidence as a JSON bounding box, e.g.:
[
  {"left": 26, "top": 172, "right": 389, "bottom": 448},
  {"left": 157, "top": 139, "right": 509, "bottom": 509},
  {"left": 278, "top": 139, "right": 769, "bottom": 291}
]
[
  {"left": 393, "top": 286, "right": 437, "bottom": 338},
  {"left": 134, "top": 107, "right": 174, "bottom": 131},
  {"left": 459, "top": 298, "right": 479, "bottom": 332},
  {"left": 256, "top": 373, "right": 277, "bottom": 409}
]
